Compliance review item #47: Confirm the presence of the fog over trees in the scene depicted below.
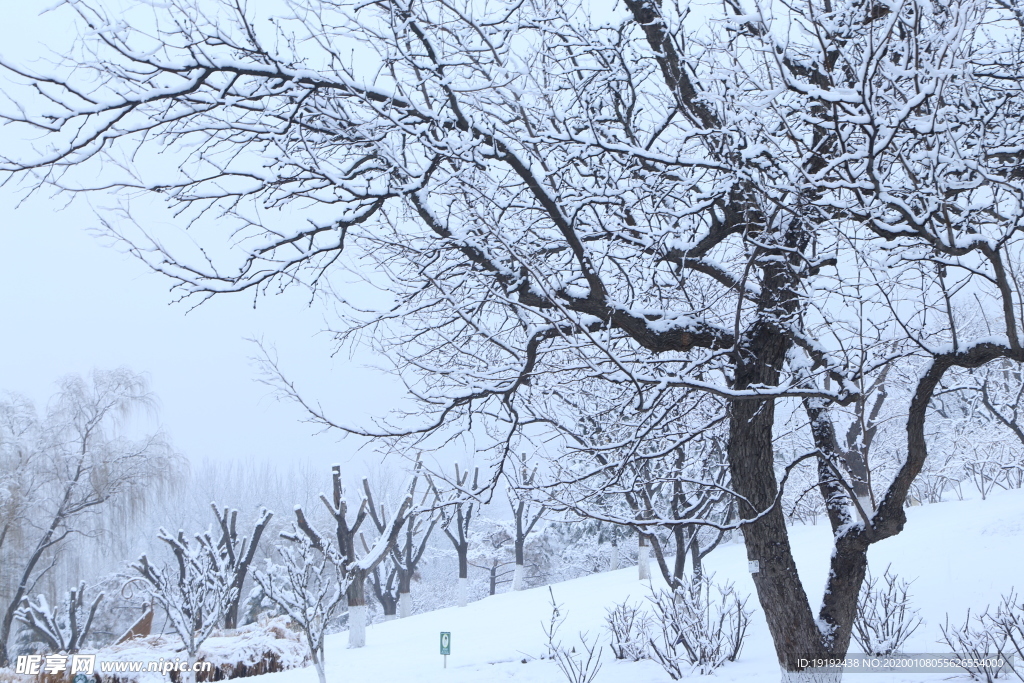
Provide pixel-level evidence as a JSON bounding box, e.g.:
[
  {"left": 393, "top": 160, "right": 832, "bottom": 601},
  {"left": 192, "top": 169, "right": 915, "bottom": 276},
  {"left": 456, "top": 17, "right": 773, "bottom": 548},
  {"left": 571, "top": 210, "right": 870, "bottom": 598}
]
[{"left": 1, "top": 0, "right": 1024, "bottom": 679}]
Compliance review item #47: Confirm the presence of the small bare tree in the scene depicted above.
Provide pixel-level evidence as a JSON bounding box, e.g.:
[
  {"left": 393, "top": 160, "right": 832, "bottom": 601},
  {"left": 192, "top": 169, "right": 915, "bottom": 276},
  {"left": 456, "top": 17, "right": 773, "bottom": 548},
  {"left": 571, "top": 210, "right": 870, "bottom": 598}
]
[
  {"left": 647, "top": 576, "right": 751, "bottom": 677},
  {"left": 605, "top": 601, "right": 650, "bottom": 662},
  {"left": 254, "top": 530, "right": 347, "bottom": 683},
  {"left": 852, "top": 566, "right": 923, "bottom": 656},
  {"left": 506, "top": 457, "right": 545, "bottom": 591},
  {"left": 130, "top": 529, "right": 233, "bottom": 683}
]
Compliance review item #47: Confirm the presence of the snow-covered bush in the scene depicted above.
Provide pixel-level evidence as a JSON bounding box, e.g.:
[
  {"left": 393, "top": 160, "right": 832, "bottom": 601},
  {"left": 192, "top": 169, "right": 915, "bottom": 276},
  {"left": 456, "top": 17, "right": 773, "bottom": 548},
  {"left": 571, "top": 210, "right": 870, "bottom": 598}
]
[
  {"left": 941, "top": 592, "right": 1024, "bottom": 682},
  {"left": 852, "top": 566, "right": 922, "bottom": 656},
  {"left": 646, "top": 576, "right": 750, "bottom": 678},
  {"left": 604, "top": 601, "right": 649, "bottom": 661},
  {"left": 541, "top": 588, "right": 603, "bottom": 683}
]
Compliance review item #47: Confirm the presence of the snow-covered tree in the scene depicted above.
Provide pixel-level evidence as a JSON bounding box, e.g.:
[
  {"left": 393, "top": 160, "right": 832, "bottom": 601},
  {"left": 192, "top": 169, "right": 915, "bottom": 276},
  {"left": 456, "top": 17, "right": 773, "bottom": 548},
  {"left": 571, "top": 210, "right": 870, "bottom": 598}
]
[
  {"left": 0, "top": 369, "right": 179, "bottom": 667},
  {"left": 130, "top": 529, "right": 233, "bottom": 683},
  {"left": 504, "top": 456, "right": 545, "bottom": 591},
  {"left": 364, "top": 469, "right": 436, "bottom": 619},
  {"left": 292, "top": 465, "right": 412, "bottom": 648},
  {"left": 253, "top": 530, "right": 346, "bottom": 683},
  {"left": 209, "top": 504, "right": 273, "bottom": 629},
  {"left": 431, "top": 465, "right": 478, "bottom": 607},
  {"left": 4, "top": 0, "right": 1024, "bottom": 678},
  {"left": 466, "top": 521, "right": 516, "bottom": 596},
  {"left": 14, "top": 582, "right": 103, "bottom": 654}
]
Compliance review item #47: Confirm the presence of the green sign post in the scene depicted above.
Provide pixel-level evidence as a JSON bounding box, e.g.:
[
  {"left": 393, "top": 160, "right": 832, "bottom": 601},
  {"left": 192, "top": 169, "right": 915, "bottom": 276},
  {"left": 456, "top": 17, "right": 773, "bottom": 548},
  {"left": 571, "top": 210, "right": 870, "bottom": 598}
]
[{"left": 440, "top": 631, "right": 451, "bottom": 668}]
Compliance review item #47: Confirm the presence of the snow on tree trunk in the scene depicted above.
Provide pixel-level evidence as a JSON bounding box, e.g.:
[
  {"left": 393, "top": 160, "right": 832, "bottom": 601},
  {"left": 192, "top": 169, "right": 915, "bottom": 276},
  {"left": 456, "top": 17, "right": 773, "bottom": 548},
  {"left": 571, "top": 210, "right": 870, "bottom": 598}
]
[
  {"left": 638, "top": 536, "right": 651, "bottom": 581},
  {"left": 610, "top": 542, "right": 619, "bottom": 571},
  {"left": 311, "top": 654, "right": 327, "bottom": 683},
  {"left": 398, "top": 592, "right": 412, "bottom": 618},
  {"left": 457, "top": 578, "right": 469, "bottom": 607},
  {"left": 382, "top": 613, "right": 396, "bottom": 622},
  {"left": 348, "top": 605, "right": 366, "bottom": 648},
  {"left": 183, "top": 652, "right": 198, "bottom": 683},
  {"left": 856, "top": 496, "right": 874, "bottom": 520},
  {"left": 512, "top": 564, "right": 524, "bottom": 591}
]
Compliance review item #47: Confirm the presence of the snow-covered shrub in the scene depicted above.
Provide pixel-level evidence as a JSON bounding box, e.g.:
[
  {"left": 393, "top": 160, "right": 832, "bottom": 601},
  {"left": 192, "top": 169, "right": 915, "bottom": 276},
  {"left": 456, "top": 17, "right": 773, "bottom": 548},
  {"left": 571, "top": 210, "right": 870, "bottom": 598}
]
[
  {"left": 604, "top": 601, "right": 650, "bottom": 661},
  {"left": 541, "top": 588, "right": 603, "bottom": 683},
  {"left": 852, "top": 565, "right": 922, "bottom": 656},
  {"left": 908, "top": 449, "right": 961, "bottom": 504},
  {"left": 646, "top": 575, "right": 750, "bottom": 677},
  {"left": 1003, "top": 458, "right": 1024, "bottom": 490},
  {"left": 941, "top": 592, "right": 1024, "bottom": 682},
  {"left": 961, "top": 445, "right": 1011, "bottom": 500}
]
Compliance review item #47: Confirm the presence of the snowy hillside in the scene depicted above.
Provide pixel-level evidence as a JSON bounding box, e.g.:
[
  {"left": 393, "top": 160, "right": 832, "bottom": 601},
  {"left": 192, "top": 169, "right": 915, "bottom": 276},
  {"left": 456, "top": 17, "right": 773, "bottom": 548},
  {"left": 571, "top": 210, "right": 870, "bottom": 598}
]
[{"left": 247, "top": 488, "right": 1024, "bottom": 683}]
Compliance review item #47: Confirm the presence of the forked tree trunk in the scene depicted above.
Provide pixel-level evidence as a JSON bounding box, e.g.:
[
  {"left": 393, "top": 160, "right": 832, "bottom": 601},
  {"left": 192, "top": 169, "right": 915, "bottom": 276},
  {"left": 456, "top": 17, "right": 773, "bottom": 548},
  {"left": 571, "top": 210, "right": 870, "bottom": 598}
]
[
  {"left": 377, "top": 591, "right": 397, "bottom": 620},
  {"left": 728, "top": 320, "right": 840, "bottom": 674}
]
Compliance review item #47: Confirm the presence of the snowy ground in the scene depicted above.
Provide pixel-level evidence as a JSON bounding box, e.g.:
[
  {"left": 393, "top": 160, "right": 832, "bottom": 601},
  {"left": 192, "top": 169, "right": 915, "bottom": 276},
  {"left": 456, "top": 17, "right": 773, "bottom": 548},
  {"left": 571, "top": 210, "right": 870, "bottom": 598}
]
[{"left": 254, "top": 489, "right": 1024, "bottom": 683}]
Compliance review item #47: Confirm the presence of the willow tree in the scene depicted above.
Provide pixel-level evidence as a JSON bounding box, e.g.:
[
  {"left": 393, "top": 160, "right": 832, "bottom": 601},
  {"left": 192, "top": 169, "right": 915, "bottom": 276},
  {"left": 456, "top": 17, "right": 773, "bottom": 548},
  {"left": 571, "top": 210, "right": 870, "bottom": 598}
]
[
  {"left": 2, "top": 0, "right": 1024, "bottom": 678},
  {"left": 0, "top": 369, "right": 179, "bottom": 667}
]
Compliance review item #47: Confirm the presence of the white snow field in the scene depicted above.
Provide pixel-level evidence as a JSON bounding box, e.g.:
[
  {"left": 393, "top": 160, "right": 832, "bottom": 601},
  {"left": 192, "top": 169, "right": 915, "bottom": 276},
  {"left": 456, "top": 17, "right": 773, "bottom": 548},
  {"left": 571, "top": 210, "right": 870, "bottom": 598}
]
[{"left": 259, "top": 488, "right": 1024, "bottom": 683}]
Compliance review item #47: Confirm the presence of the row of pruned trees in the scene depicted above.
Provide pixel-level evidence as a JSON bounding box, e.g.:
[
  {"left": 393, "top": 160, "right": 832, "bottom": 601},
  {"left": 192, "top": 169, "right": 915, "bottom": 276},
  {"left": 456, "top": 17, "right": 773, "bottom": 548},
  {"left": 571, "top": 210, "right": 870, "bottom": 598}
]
[{"left": 9, "top": 363, "right": 1024, "bottom": 675}]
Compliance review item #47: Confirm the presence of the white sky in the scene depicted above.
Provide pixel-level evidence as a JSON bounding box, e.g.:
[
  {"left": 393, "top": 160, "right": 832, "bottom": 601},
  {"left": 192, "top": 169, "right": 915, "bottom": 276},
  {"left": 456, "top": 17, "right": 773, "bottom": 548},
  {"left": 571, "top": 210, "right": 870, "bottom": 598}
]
[{"left": 0, "top": 4, "right": 403, "bottom": 473}]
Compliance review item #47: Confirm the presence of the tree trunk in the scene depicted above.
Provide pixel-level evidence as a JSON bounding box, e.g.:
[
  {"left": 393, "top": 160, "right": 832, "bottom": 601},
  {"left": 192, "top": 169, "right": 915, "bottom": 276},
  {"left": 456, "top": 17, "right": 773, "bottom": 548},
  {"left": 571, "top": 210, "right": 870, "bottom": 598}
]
[
  {"left": 397, "top": 571, "right": 412, "bottom": 618},
  {"left": 379, "top": 594, "right": 397, "bottom": 620},
  {"left": 610, "top": 539, "right": 619, "bottom": 571},
  {"left": 0, "top": 495, "right": 72, "bottom": 667},
  {"left": 311, "top": 652, "right": 327, "bottom": 683},
  {"left": 728, "top": 321, "right": 834, "bottom": 674},
  {"left": 637, "top": 534, "right": 651, "bottom": 581},
  {"left": 513, "top": 537, "right": 525, "bottom": 589},
  {"left": 398, "top": 592, "right": 413, "bottom": 618},
  {"left": 457, "top": 545, "right": 469, "bottom": 606},
  {"left": 182, "top": 652, "right": 197, "bottom": 683},
  {"left": 347, "top": 605, "right": 366, "bottom": 648},
  {"left": 347, "top": 577, "right": 367, "bottom": 648}
]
